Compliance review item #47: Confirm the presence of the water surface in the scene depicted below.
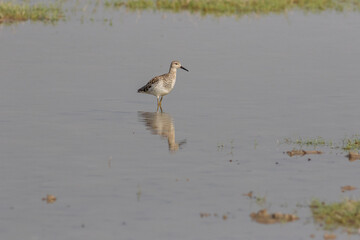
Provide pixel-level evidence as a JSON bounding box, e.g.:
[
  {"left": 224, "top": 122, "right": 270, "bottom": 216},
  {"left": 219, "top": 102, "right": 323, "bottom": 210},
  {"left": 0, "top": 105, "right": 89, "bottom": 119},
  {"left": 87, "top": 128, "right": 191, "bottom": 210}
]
[{"left": 0, "top": 10, "right": 360, "bottom": 240}]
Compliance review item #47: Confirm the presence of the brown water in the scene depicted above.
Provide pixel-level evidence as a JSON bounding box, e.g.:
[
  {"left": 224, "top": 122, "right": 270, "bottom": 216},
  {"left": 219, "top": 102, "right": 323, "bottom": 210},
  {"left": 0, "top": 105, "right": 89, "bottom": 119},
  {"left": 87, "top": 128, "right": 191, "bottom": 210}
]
[{"left": 0, "top": 9, "right": 360, "bottom": 240}]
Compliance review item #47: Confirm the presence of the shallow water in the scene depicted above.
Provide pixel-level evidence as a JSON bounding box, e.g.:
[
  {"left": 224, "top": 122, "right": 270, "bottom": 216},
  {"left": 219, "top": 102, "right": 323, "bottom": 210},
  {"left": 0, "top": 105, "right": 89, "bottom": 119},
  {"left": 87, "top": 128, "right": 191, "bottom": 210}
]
[{"left": 0, "top": 10, "right": 360, "bottom": 240}]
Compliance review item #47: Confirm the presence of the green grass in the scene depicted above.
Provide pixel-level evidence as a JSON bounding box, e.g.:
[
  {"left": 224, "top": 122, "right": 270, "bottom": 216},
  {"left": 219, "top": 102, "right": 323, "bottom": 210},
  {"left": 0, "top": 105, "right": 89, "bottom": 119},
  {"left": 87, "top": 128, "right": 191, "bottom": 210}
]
[
  {"left": 105, "top": 0, "right": 154, "bottom": 10},
  {"left": 104, "top": 0, "right": 360, "bottom": 16},
  {"left": 342, "top": 137, "right": 360, "bottom": 151},
  {"left": 104, "top": 0, "right": 125, "bottom": 8},
  {"left": 0, "top": 1, "right": 64, "bottom": 24},
  {"left": 310, "top": 199, "right": 360, "bottom": 233},
  {"left": 2, "top": 0, "right": 360, "bottom": 24},
  {"left": 127, "top": 0, "right": 154, "bottom": 9},
  {"left": 3, "top": 0, "right": 359, "bottom": 24},
  {"left": 283, "top": 136, "right": 330, "bottom": 148}
]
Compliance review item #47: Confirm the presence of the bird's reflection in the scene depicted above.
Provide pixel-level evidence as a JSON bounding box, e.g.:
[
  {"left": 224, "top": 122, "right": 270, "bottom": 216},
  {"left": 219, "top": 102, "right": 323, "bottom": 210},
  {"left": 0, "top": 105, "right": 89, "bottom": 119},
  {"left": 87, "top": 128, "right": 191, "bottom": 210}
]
[{"left": 138, "top": 111, "right": 186, "bottom": 152}]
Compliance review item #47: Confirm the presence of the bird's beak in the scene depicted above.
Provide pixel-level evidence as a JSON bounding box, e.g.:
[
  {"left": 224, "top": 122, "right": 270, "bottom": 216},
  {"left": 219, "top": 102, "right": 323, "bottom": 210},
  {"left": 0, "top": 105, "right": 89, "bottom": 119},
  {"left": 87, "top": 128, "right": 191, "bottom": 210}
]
[{"left": 180, "top": 66, "right": 189, "bottom": 72}]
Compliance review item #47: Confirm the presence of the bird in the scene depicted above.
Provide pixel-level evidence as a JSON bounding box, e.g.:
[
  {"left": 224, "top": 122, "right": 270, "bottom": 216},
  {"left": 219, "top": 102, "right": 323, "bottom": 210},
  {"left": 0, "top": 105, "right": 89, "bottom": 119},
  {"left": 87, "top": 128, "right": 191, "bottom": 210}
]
[{"left": 137, "top": 61, "right": 189, "bottom": 112}]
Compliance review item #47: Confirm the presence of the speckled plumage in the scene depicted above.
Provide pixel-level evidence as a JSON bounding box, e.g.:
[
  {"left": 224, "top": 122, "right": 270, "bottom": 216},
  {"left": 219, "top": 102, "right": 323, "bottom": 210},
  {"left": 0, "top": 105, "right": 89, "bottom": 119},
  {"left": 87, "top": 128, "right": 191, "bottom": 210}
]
[
  {"left": 137, "top": 72, "right": 175, "bottom": 95},
  {"left": 137, "top": 61, "right": 189, "bottom": 112}
]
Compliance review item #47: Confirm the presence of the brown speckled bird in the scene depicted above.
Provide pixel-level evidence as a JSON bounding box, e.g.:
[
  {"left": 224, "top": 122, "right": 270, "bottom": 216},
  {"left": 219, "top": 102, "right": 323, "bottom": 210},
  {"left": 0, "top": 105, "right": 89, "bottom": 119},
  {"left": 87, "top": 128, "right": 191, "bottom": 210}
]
[{"left": 137, "top": 61, "right": 189, "bottom": 112}]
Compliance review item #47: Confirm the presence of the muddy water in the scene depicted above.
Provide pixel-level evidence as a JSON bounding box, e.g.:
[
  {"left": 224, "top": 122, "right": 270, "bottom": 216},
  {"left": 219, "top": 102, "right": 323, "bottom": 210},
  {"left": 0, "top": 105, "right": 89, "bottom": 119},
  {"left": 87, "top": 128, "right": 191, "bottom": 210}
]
[{"left": 0, "top": 10, "right": 360, "bottom": 240}]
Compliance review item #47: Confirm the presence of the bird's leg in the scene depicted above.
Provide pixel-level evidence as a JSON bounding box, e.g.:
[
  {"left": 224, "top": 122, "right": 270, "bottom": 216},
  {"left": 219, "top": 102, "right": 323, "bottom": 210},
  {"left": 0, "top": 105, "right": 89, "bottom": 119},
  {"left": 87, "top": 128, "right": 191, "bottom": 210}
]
[
  {"left": 159, "top": 96, "right": 163, "bottom": 112},
  {"left": 156, "top": 96, "right": 160, "bottom": 112}
]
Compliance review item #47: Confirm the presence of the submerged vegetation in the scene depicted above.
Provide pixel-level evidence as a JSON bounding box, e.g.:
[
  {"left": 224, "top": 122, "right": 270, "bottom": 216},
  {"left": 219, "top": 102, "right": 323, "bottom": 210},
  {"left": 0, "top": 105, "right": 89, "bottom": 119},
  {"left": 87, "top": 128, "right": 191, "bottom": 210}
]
[
  {"left": 310, "top": 199, "right": 360, "bottom": 233},
  {"left": 0, "top": 1, "right": 64, "bottom": 24}
]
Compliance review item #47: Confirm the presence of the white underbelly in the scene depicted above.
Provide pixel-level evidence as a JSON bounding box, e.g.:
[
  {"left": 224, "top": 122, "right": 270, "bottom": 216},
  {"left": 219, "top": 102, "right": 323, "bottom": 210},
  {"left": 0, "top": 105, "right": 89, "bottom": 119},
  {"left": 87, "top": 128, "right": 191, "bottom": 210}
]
[{"left": 147, "top": 80, "right": 176, "bottom": 97}]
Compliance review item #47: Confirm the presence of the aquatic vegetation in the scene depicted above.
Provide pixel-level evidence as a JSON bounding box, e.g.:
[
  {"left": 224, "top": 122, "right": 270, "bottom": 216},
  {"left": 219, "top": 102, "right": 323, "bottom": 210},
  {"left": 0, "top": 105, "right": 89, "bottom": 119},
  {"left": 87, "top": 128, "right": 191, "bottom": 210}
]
[
  {"left": 342, "top": 137, "right": 360, "bottom": 151},
  {"left": 104, "top": 0, "right": 125, "bottom": 8},
  {"left": 245, "top": 191, "right": 268, "bottom": 207},
  {"left": 105, "top": 0, "right": 154, "bottom": 9},
  {"left": 255, "top": 196, "right": 267, "bottom": 207},
  {"left": 2, "top": 0, "right": 360, "bottom": 24},
  {"left": 216, "top": 140, "right": 234, "bottom": 153},
  {"left": 0, "top": 1, "right": 64, "bottom": 24},
  {"left": 283, "top": 136, "right": 360, "bottom": 162},
  {"left": 283, "top": 136, "right": 360, "bottom": 151},
  {"left": 127, "top": 0, "right": 154, "bottom": 9},
  {"left": 283, "top": 136, "right": 329, "bottom": 147},
  {"left": 310, "top": 199, "right": 360, "bottom": 233},
  {"left": 104, "top": 0, "right": 360, "bottom": 16},
  {"left": 217, "top": 143, "right": 225, "bottom": 151},
  {"left": 2, "top": 0, "right": 359, "bottom": 25}
]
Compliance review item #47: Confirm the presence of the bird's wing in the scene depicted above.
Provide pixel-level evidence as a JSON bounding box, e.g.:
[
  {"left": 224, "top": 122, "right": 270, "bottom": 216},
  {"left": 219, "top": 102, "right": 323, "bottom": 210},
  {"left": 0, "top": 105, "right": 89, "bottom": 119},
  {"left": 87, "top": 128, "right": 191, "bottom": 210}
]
[{"left": 138, "top": 74, "right": 167, "bottom": 92}]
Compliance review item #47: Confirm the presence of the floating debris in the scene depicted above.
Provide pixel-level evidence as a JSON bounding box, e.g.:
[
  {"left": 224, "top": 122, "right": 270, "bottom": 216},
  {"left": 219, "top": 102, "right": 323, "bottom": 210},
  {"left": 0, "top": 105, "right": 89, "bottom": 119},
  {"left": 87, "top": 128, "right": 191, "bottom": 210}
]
[
  {"left": 341, "top": 185, "right": 357, "bottom": 192},
  {"left": 250, "top": 209, "right": 299, "bottom": 224},
  {"left": 286, "top": 150, "right": 322, "bottom": 157},
  {"left": 42, "top": 194, "right": 56, "bottom": 204},
  {"left": 200, "top": 212, "right": 211, "bottom": 218},
  {"left": 175, "top": 178, "right": 190, "bottom": 182},
  {"left": 200, "top": 212, "right": 229, "bottom": 221},
  {"left": 347, "top": 152, "right": 360, "bottom": 162},
  {"left": 242, "top": 191, "right": 253, "bottom": 198},
  {"left": 323, "top": 233, "right": 337, "bottom": 240}
]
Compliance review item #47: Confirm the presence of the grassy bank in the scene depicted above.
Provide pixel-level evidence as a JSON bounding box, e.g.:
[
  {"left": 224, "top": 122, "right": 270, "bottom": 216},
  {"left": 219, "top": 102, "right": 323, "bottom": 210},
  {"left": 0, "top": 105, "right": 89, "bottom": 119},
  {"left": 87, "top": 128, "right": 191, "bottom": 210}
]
[
  {"left": 105, "top": 0, "right": 154, "bottom": 9},
  {"left": 2, "top": 0, "right": 359, "bottom": 24},
  {"left": 0, "top": 1, "right": 63, "bottom": 24},
  {"left": 105, "top": 0, "right": 360, "bottom": 15}
]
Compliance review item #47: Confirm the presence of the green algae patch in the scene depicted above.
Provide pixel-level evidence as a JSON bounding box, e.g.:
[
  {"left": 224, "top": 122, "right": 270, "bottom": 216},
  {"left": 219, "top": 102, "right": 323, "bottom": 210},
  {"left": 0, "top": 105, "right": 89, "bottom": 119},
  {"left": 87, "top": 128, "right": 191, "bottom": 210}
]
[
  {"left": 0, "top": 1, "right": 64, "bottom": 24},
  {"left": 310, "top": 199, "right": 360, "bottom": 233}
]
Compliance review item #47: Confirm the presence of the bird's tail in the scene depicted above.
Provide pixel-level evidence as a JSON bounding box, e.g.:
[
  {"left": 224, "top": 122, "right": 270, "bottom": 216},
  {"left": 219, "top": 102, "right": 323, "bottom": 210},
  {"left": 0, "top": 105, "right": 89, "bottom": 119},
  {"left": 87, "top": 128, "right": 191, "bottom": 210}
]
[
  {"left": 137, "top": 85, "right": 148, "bottom": 93},
  {"left": 137, "top": 86, "right": 145, "bottom": 93}
]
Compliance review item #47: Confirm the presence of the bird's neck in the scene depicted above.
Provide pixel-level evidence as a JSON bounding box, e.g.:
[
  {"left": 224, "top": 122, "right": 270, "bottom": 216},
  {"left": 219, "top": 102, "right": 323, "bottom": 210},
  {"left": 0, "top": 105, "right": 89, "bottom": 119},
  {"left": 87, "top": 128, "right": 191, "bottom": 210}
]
[{"left": 169, "top": 67, "right": 177, "bottom": 75}]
